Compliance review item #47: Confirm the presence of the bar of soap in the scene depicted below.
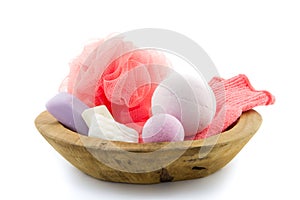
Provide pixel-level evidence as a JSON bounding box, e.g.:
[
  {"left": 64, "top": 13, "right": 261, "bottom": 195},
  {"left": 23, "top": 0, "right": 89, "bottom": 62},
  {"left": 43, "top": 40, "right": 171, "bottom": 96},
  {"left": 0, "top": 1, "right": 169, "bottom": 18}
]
[
  {"left": 142, "top": 114, "right": 184, "bottom": 143},
  {"left": 81, "top": 105, "right": 113, "bottom": 127},
  {"left": 82, "top": 105, "right": 139, "bottom": 143},
  {"left": 46, "top": 92, "right": 89, "bottom": 135},
  {"left": 151, "top": 72, "right": 216, "bottom": 137}
]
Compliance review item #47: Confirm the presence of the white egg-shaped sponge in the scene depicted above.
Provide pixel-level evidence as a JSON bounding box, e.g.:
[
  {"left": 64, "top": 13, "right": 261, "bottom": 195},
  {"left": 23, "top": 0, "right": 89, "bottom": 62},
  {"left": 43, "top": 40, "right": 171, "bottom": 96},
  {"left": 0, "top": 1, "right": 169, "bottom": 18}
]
[
  {"left": 151, "top": 71, "right": 216, "bottom": 137},
  {"left": 142, "top": 113, "right": 184, "bottom": 143}
]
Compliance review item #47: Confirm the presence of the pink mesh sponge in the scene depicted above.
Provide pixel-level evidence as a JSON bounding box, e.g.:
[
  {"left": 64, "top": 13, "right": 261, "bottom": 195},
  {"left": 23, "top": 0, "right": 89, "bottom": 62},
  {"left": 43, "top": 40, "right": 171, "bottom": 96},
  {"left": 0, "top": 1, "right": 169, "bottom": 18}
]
[
  {"left": 60, "top": 38, "right": 170, "bottom": 127},
  {"left": 94, "top": 50, "right": 169, "bottom": 125}
]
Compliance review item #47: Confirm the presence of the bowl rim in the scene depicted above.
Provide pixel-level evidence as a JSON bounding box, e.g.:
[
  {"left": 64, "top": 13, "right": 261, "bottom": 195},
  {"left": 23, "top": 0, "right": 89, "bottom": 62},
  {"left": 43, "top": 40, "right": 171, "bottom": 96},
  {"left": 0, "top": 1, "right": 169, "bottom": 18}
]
[{"left": 35, "top": 109, "right": 262, "bottom": 152}]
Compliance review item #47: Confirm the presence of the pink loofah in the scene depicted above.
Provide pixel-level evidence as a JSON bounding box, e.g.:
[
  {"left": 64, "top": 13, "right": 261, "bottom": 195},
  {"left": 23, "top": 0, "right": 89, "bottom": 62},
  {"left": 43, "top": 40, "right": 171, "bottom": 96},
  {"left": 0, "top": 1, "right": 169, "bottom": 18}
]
[
  {"left": 193, "top": 74, "right": 275, "bottom": 140},
  {"left": 60, "top": 37, "right": 137, "bottom": 107},
  {"left": 95, "top": 50, "right": 169, "bottom": 125},
  {"left": 60, "top": 38, "right": 170, "bottom": 128},
  {"left": 59, "top": 39, "right": 105, "bottom": 94}
]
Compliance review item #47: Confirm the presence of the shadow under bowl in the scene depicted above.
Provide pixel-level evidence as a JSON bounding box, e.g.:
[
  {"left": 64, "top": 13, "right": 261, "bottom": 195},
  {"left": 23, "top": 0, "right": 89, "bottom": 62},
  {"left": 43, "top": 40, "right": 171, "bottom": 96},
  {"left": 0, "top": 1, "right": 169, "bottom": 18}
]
[{"left": 35, "top": 109, "right": 262, "bottom": 184}]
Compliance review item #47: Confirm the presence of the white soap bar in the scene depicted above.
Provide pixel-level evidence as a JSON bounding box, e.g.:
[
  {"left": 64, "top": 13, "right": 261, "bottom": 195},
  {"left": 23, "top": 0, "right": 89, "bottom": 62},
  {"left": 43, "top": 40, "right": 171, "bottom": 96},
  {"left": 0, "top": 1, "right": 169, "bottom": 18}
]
[
  {"left": 81, "top": 105, "right": 113, "bottom": 127},
  {"left": 82, "top": 105, "right": 139, "bottom": 143}
]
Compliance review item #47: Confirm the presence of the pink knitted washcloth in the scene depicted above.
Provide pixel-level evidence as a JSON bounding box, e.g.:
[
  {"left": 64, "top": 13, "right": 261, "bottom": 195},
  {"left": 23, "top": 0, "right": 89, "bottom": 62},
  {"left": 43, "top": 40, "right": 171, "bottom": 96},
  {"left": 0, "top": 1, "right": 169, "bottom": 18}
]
[{"left": 193, "top": 74, "right": 275, "bottom": 140}]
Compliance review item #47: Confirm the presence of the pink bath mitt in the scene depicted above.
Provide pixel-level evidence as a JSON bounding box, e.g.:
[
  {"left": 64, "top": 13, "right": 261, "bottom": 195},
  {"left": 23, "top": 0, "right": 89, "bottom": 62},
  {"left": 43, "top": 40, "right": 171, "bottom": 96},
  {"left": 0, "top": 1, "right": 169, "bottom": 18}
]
[{"left": 193, "top": 74, "right": 275, "bottom": 139}]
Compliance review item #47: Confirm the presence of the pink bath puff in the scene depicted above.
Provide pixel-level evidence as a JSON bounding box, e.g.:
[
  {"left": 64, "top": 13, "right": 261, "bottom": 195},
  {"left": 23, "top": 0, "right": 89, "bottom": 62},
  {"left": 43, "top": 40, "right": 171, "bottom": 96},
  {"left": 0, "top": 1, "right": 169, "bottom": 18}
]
[
  {"left": 60, "top": 37, "right": 136, "bottom": 106},
  {"left": 142, "top": 114, "right": 184, "bottom": 143},
  {"left": 95, "top": 50, "right": 169, "bottom": 124},
  {"left": 60, "top": 37, "right": 170, "bottom": 127},
  {"left": 59, "top": 39, "right": 105, "bottom": 95}
]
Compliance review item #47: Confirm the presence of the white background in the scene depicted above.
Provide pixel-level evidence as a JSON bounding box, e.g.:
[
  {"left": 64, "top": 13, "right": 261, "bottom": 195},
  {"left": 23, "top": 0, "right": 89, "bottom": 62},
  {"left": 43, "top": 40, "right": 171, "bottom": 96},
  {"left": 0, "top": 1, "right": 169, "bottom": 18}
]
[{"left": 0, "top": 0, "right": 299, "bottom": 199}]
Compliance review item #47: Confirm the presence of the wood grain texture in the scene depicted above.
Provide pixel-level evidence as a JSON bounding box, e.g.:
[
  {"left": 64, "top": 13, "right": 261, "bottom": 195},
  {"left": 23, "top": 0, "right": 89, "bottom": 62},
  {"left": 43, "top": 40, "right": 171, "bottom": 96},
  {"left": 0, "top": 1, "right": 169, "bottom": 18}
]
[{"left": 35, "top": 110, "right": 262, "bottom": 184}]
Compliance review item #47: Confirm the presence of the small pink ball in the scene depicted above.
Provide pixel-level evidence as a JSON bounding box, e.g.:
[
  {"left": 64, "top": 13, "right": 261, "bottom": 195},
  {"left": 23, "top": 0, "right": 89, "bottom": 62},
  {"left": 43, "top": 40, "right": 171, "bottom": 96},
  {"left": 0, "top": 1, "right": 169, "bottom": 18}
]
[{"left": 142, "top": 114, "right": 184, "bottom": 143}]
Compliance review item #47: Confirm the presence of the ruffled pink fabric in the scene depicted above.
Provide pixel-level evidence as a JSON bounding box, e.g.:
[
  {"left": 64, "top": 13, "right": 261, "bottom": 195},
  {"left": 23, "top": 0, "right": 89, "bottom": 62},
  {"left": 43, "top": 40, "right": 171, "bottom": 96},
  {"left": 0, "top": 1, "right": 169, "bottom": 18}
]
[
  {"left": 95, "top": 50, "right": 170, "bottom": 125},
  {"left": 60, "top": 38, "right": 170, "bottom": 129},
  {"left": 60, "top": 37, "right": 137, "bottom": 107},
  {"left": 60, "top": 39, "right": 105, "bottom": 94},
  {"left": 193, "top": 74, "right": 275, "bottom": 140}
]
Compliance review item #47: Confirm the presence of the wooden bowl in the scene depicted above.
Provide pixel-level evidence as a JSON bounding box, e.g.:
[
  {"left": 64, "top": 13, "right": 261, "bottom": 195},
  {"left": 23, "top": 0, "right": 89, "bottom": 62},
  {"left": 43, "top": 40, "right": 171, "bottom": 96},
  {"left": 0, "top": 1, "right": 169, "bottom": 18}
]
[{"left": 35, "top": 109, "right": 262, "bottom": 184}]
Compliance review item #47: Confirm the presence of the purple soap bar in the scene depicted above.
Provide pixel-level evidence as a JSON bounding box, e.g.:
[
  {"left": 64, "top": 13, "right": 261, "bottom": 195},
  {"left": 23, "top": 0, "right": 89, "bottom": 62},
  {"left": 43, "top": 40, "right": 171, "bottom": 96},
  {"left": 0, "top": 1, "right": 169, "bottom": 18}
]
[{"left": 46, "top": 92, "right": 89, "bottom": 135}]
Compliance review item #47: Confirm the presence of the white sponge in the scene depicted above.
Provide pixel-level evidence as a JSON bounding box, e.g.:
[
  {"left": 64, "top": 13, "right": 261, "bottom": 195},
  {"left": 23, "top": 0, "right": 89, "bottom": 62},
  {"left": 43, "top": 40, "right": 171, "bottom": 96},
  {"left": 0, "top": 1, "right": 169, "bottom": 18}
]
[{"left": 151, "top": 72, "right": 216, "bottom": 137}]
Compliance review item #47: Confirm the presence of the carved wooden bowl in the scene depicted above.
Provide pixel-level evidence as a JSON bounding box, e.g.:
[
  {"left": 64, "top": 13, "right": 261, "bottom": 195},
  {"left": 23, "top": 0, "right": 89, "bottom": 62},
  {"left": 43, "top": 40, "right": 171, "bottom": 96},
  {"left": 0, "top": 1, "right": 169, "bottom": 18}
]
[{"left": 35, "top": 109, "right": 262, "bottom": 184}]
